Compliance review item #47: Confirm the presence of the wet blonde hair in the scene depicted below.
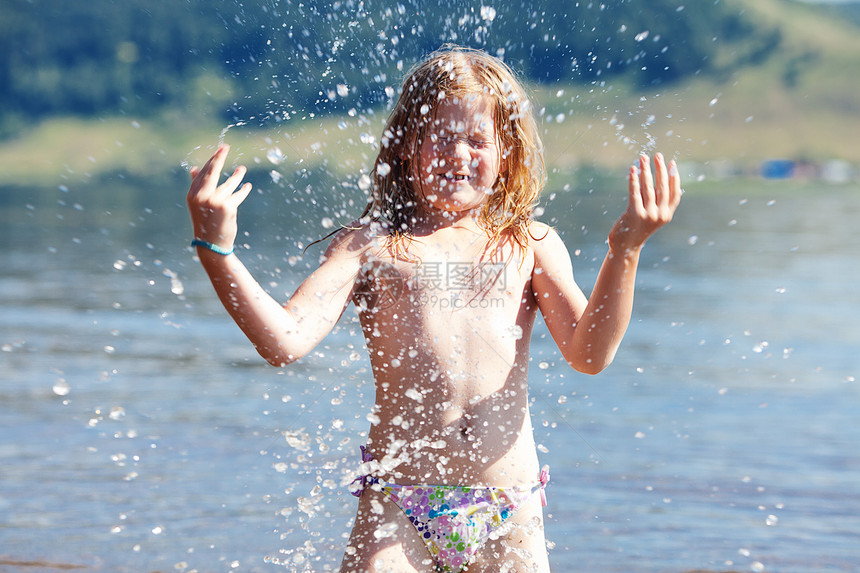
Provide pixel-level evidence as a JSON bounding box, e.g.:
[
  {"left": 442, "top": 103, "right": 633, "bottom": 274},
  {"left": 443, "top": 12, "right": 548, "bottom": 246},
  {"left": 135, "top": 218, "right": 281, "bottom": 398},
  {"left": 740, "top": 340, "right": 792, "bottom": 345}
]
[{"left": 361, "top": 44, "right": 545, "bottom": 253}]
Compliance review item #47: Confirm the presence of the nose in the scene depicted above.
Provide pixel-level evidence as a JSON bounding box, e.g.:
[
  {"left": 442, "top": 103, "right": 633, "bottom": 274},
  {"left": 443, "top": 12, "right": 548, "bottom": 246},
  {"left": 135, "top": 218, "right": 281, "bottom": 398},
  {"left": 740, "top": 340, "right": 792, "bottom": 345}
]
[{"left": 440, "top": 138, "right": 471, "bottom": 164}]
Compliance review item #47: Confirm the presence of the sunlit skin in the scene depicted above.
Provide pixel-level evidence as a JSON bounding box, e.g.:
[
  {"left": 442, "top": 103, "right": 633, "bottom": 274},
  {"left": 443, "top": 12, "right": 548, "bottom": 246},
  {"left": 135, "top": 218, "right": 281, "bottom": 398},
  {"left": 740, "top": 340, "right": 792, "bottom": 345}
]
[{"left": 187, "top": 99, "right": 681, "bottom": 571}]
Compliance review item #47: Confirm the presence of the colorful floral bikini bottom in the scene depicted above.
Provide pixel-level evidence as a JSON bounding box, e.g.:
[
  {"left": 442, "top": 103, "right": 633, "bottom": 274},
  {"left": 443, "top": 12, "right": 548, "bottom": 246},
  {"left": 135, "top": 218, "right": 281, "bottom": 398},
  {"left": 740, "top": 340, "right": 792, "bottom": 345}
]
[{"left": 350, "top": 446, "right": 549, "bottom": 573}]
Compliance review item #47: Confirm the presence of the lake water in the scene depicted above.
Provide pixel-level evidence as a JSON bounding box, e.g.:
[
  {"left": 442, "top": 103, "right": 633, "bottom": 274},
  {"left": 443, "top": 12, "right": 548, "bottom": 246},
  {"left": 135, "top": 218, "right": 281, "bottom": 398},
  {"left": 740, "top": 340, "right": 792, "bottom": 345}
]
[{"left": 1, "top": 170, "right": 858, "bottom": 573}]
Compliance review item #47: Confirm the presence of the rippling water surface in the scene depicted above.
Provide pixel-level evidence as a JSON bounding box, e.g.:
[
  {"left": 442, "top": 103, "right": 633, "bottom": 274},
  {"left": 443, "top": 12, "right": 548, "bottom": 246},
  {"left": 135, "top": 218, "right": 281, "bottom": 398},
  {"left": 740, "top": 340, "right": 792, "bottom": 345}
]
[{"left": 1, "top": 177, "right": 858, "bottom": 572}]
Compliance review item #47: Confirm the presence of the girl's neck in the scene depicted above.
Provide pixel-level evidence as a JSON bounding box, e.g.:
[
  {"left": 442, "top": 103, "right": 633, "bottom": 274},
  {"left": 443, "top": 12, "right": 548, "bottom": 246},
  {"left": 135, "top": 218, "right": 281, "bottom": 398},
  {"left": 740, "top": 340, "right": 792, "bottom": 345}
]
[{"left": 410, "top": 206, "right": 483, "bottom": 236}]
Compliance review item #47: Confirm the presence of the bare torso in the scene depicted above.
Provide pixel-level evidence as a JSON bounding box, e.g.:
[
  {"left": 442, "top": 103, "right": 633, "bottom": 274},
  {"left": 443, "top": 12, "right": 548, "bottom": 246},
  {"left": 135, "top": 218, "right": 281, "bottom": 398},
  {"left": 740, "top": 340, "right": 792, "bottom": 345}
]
[{"left": 349, "top": 222, "right": 542, "bottom": 487}]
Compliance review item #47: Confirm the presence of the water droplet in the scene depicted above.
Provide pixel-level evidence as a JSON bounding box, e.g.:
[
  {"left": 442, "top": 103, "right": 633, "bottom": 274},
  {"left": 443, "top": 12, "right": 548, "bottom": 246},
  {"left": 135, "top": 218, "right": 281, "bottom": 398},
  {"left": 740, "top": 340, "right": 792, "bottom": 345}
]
[
  {"left": 765, "top": 514, "right": 778, "bottom": 526},
  {"left": 634, "top": 431, "right": 646, "bottom": 439},
  {"left": 321, "top": 217, "right": 334, "bottom": 229},
  {"left": 162, "top": 268, "right": 184, "bottom": 295},
  {"left": 296, "top": 496, "right": 317, "bottom": 517},
  {"left": 687, "top": 235, "right": 699, "bottom": 245},
  {"left": 373, "top": 522, "right": 399, "bottom": 539},
  {"left": 53, "top": 379, "right": 71, "bottom": 396},
  {"left": 538, "top": 361, "right": 549, "bottom": 370},
  {"left": 284, "top": 430, "right": 310, "bottom": 451},
  {"left": 358, "top": 174, "right": 372, "bottom": 191},
  {"left": 635, "top": 30, "right": 650, "bottom": 42},
  {"left": 266, "top": 147, "right": 285, "bottom": 165},
  {"left": 479, "top": 6, "right": 496, "bottom": 22}
]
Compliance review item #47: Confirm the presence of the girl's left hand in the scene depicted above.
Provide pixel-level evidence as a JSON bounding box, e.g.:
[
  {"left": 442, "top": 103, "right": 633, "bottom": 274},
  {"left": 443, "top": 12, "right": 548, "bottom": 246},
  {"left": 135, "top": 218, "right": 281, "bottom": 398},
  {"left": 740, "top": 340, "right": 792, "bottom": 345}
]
[{"left": 608, "top": 152, "right": 682, "bottom": 254}]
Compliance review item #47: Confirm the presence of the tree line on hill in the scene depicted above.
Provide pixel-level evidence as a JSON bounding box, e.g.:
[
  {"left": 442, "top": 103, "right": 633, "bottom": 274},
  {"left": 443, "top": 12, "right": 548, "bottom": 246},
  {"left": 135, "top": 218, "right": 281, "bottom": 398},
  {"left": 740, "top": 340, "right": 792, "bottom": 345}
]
[{"left": 1, "top": 0, "right": 783, "bottom": 133}]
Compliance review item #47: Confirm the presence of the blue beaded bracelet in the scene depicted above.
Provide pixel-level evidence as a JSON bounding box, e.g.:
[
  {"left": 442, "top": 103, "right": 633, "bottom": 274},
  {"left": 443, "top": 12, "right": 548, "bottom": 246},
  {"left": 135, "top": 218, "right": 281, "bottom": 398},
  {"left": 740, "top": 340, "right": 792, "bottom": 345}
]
[{"left": 191, "top": 239, "right": 234, "bottom": 256}]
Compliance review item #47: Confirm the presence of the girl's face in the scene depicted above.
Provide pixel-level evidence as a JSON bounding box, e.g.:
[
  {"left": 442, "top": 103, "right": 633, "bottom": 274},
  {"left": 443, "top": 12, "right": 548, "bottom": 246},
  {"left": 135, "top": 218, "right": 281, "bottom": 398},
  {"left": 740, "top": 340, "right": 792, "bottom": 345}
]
[{"left": 415, "top": 95, "right": 502, "bottom": 218}]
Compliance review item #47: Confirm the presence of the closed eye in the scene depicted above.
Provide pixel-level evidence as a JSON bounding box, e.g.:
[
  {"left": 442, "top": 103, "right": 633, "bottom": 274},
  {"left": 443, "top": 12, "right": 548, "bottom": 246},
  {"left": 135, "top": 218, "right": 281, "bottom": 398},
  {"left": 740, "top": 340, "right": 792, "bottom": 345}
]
[
  {"left": 427, "top": 132, "right": 494, "bottom": 150},
  {"left": 469, "top": 138, "right": 493, "bottom": 148}
]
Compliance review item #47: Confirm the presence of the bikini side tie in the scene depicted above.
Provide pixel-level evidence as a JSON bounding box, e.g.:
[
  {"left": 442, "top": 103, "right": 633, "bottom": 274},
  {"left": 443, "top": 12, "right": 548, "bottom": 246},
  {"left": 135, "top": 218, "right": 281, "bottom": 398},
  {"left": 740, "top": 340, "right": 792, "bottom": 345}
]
[
  {"left": 539, "top": 466, "right": 550, "bottom": 507},
  {"left": 349, "top": 445, "right": 375, "bottom": 497}
]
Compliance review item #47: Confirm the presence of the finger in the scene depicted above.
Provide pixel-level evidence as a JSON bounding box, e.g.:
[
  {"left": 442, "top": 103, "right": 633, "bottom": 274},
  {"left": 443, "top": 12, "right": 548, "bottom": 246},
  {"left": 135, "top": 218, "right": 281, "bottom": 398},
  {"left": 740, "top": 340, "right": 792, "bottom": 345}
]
[
  {"left": 639, "top": 154, "right": 656, "bottom": 208},
  {"left": 668, "top": 160, "right": 683, "bottom": 208},
  {"left": 628, "top": 164, "right": 644, "bottom": 213},
  {"left": 187, "top": 165, "right": 205, "bottom": 205},
  {"left": 196, "top": 145, "right": 231, "bottom": 193},
  {"left": 654, "top": 152, "right": 669, "bottom": 209},
  {"left": 229, "top": 181, "right": 254, "bottom": 208},
  {"left": 219, "top": 165, "right": 248, "bottom": 197}
]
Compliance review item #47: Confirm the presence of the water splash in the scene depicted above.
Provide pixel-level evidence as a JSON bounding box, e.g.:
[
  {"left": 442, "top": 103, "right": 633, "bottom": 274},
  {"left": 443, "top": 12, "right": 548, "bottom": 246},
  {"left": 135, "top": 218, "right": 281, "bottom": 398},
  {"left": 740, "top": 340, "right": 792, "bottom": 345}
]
[
  {"left": 161, "top": 268, "right": 184, "bottom": 296},
  {"left": 218, "top": 121, "right": 247, "bottom": 145}
]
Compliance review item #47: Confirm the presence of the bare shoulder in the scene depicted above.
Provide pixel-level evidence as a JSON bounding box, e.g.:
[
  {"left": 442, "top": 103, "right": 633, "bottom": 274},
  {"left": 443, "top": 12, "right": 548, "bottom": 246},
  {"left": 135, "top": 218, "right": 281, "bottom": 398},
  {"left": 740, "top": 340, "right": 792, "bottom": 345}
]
[
  {"left": 527, "top": 221, "right": 568, "bottom": 260},
  {"left": 321, "top": 220, "right": 387, "bottom": 262}
]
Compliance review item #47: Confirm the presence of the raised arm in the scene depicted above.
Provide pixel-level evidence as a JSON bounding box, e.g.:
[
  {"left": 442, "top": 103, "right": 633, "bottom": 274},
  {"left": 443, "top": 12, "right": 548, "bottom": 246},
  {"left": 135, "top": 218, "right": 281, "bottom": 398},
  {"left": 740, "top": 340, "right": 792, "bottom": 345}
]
[
  {"left": 187, "top": 145, "right": 363, "bottom": 366},
  {"left": 533, "top": 152, "right": 682, "bottom": 374}
]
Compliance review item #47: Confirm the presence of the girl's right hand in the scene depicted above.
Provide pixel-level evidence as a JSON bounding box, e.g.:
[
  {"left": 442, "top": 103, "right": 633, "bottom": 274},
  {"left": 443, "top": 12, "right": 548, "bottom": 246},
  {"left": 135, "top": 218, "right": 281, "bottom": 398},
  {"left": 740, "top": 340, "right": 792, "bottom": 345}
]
[{"left": 186, "top": 144, "right": 253, "bottom": 253}]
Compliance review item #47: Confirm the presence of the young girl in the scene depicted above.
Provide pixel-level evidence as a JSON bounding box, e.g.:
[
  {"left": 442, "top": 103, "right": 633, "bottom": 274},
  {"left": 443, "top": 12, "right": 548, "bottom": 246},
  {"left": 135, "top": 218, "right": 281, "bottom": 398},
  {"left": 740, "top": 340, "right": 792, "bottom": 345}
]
[{"left": 187, "top": 46, "right": 681, "bottom": 573}]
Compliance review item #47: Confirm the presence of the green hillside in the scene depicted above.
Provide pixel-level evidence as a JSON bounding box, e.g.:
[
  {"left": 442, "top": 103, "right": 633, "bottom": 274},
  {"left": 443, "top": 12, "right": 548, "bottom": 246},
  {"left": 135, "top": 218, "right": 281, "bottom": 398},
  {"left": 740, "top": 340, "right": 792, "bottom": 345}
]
[
  {"left": 537, "top": 0, "right": 860, "bottom": 169},
  {"left": 1, "top": 0, "right": 858, "bottom": 187}
]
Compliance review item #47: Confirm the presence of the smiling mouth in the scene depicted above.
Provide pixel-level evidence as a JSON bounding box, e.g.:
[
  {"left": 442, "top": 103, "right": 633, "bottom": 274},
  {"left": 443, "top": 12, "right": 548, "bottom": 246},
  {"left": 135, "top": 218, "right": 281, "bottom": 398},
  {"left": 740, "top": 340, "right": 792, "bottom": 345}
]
[{"left": 442, "top": 173, "right": 470, "bottom": 182}]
